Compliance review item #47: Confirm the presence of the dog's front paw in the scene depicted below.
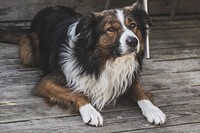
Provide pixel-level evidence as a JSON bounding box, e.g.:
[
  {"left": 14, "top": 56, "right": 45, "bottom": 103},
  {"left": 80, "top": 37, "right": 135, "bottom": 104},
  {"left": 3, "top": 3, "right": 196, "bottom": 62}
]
[
  {"left": 79, "top": 104, "right": 103, "bottom": 127},
  {"left": 138, "top": 100, "right": 166, "bottom": 125}
]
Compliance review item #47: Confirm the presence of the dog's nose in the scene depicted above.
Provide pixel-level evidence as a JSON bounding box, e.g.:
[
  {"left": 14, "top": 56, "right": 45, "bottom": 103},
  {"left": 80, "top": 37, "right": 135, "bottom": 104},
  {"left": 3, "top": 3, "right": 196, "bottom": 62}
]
[{"left": 126, "top": 37, "right": 138, "bottom": 47}]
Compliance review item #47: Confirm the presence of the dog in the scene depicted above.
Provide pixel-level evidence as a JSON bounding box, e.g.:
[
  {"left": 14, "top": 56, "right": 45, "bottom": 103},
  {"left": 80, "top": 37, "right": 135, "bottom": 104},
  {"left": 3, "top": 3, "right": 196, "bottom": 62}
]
[{"left": 1, "top": 0, "right": 166, "bottom": 126}]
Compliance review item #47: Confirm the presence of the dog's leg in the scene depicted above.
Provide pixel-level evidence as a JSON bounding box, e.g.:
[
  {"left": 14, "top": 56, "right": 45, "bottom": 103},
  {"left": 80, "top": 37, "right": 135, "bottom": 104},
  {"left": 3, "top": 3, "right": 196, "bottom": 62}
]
[
  {"left": 126, "top": 80, "right": 166, "bottom": 125},
  {"left": 35, "top": 77, "right": 103, "bottom": 126}
]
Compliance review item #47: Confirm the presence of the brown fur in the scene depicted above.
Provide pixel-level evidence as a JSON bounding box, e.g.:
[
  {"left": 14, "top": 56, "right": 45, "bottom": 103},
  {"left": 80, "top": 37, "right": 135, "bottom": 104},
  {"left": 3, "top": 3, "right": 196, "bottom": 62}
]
[
  {"left": 17, "top": 26, "right": 91, "bottom": 113},
  {"left": 34, "top": 75, "right": 90, "bottom": 112},
  {"left": 126, "top": 80, "right": 151, "bottom": 101},
  {"left": 98, "top": 14, "right": 119, "bottom": 48},
  {"left": 19, "top": 32, "right": 39, "bottom": 67}
]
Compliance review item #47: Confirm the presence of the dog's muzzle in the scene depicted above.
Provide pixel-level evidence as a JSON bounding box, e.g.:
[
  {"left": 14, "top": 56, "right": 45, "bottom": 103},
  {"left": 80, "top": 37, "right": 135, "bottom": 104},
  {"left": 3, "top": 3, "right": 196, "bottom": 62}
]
[{"left": 118, "top": 30, "right": 140, "bottom": 56}]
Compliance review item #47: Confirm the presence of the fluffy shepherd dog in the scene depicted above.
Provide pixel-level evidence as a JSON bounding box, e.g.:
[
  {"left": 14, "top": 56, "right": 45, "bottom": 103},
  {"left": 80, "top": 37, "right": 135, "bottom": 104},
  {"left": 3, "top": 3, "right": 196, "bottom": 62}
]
[{"left": 1, "top": 1, "right": 166, "bottom": 126}]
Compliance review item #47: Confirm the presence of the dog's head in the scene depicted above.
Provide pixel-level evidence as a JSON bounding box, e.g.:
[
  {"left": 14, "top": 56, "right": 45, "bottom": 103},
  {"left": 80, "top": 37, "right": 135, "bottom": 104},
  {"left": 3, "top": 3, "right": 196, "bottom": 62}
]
[
  {"left": 75, "top": 1, "right": 151, "bottom": 55},
  {"left": 69, "top": 1, "right": 151, "bottom": 75}
]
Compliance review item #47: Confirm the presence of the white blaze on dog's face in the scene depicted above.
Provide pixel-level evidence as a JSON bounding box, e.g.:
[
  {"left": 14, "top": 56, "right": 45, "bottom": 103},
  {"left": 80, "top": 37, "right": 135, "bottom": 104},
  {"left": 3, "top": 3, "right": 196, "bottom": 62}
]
[
  {"left": 96, "top": 8, "right": 145, "bottom": 58},
  {"left": 116, "top": 9, "right": 140, "bottom": 55}
]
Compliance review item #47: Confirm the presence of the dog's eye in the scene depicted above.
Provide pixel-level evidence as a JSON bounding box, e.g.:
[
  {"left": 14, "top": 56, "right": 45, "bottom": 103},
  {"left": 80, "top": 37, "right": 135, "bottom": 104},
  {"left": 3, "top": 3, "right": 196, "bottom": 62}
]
[
  {"left": 107, "top": 27, "right": 115, "bottom": 32},
  {"left": 129, "top": 23, "right": 136, "bottom": 29}
]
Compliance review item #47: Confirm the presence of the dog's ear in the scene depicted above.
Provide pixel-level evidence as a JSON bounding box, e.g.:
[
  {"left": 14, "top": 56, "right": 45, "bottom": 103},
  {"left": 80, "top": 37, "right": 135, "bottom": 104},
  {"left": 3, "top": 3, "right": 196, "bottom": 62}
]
[
  {"left": 127, "top": 0, "right": 152, "bottom": 26},
  {"left": 131, "top": 0, "right": 144, "bottom": 10},
  {"left": 75, "top": 14, "right": 95, "bottom": 35},
  {"left": 75, "top": 13, "right": 100, "bottom": 49}
]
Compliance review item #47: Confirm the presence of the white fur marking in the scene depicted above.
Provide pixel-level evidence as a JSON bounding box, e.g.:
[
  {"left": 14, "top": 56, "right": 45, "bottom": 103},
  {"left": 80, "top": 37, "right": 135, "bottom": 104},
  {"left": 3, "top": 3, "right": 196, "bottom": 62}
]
[
  {"left": 116, "top": 9, "right": 140, "bottom": 53},
  {"left": 79, "top": 104, "right": 103, "bottom": 126},
  {"left": 67, "top": 22, "right": 79, "bottom": 48},
  {"left": 138, "top": 100, "right": 166, "bottom": 125},
  {"left": 60, "top": 46, "right": 138, "bottom": 110}
]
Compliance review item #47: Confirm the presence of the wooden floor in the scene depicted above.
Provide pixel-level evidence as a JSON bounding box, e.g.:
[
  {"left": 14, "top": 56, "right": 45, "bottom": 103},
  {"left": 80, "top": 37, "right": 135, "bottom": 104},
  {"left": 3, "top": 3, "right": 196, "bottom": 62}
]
[{"left": 0, "top": 19, "right": 200, "bottom": 133}]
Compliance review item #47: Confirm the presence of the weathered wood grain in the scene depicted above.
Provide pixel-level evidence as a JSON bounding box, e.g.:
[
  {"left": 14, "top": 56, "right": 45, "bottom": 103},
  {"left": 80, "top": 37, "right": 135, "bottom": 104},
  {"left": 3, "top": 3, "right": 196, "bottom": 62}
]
[
  {"left": 151, "top": 28, "right": 200, "bottom": 39},
  {"left": 150, "top": 37, "right": 200, "bottom": 49},
  {"left": 152, "top": 19, "right": 200, "bottom": 30},
  {"left": 0, "top": 19, "right": 200, "bottom": 132},
  {"left": 1, "top": 87, "right": 199, "bottom": 126},
  {"left": 0, "top": 103, "right": 200, "bottom": 133},
  {"left": 121, "top": 123, "right": 200, "bottom": 133}
]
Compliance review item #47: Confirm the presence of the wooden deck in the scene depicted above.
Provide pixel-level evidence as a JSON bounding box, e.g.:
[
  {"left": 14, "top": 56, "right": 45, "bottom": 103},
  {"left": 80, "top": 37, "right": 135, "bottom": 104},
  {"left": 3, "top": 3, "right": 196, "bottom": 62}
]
[{"left": 0, "top": 19, "right": 200, "bottom": 133}]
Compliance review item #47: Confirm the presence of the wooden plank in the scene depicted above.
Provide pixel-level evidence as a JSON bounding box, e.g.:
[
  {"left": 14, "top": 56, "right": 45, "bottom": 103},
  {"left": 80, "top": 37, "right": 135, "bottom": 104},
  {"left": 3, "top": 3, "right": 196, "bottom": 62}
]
[
  {"left": 150, "top": 37, "right": 200, "bottom": 49},
  {"left": 142, "top": 71, "right": 200, "bottom": 89},
  {"left": 143, "top": 58, "right": 200, "bottom": 74},
  {"left": 150, "top": 51, "right": 200, "bottom": 62},
  {"left": 149, "top": 36, "right": 200, "bottom": 61},
  {"left": 0, "top": 69, "right": 42, "bottom": 85},
  {"left": 121, "top": 123, "right": 200, "bottom": 133},
  {"left": 0, "top": 98, "right": 77, "bottom": 124},
  {"left": 152, "top": 20, "right": 200, "bottom": 30},
  {"left": 151, "top": 28, "right": 200, "bottom": 39},
  {"left": 0, "top": 103, "right": 200, "bottom": 133},
  {"left": 1, "top": 90, "right": 199, "bottom": 125}
]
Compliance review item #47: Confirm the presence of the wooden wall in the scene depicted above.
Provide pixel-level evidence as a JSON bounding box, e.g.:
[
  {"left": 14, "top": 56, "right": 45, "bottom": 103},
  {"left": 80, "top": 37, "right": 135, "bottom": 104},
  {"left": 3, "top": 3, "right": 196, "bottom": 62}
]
[
  {"left": 0, "top": 0, "right": 107, "bottom": 22},
  {"left": 109, "top": 0, "right": 200, "bottom": 15},
  {"left": 148, "top": 0, "right": 200, "bottom": 15},
  {"left": 0, "top": 0, "right": 200, "bottom": 22}
]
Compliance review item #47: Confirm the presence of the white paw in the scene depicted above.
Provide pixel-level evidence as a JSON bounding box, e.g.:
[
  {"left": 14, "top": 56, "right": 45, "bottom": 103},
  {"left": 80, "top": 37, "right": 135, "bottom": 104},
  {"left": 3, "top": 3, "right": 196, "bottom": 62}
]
[
  {"left": 138, "top": 100, "right": 166, "bottom": 125},
  {"left": 79, "top": 104, "right": 103, "bottom": 127}
]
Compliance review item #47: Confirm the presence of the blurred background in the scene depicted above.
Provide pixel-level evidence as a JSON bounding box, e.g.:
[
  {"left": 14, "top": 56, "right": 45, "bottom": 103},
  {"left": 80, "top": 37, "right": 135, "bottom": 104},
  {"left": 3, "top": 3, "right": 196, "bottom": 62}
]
[{"left": 0, "top": 0, "right": 200, "bottom": 22}]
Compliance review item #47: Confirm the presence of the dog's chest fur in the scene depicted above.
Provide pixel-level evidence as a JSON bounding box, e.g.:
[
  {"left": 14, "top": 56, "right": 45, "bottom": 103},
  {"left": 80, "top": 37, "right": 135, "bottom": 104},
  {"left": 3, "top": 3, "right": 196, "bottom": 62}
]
[{"left": 61, "top": 47, "right": 138, "bottom": 110}]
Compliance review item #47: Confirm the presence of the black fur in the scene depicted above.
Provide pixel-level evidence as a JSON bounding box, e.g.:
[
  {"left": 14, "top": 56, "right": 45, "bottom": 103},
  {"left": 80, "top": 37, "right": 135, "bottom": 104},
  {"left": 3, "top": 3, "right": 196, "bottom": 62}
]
[
  {"left": 29, "top": 6, "right": 150, "bottom": 81},
  {"left": 74, "top": 14, "right": 103, "bottom": 77},
  {"left": 30, "top": 6, "right": 81, "bottom": 74}
]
